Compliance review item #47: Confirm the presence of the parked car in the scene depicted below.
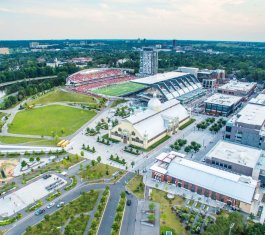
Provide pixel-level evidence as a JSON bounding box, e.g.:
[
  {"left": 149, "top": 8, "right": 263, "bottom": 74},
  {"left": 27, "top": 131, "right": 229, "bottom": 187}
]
[
  {"left": 43, "top": 174, "right": 51, "bottom": 180},
  {"left": 57, "top": 201, "right": 65, "bottom": 208},
  {"left": 47, "top": 202, "right": 55, "bottom": 209},
  {"left": 126, "top": 200, "right": 132, "bottom": 206},
  {"left": 35, "top": 208, "right": 45, "bottom": 215}
]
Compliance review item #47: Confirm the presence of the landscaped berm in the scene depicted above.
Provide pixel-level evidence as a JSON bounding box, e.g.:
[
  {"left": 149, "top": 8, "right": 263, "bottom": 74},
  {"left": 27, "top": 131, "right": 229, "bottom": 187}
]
[
  {"left": 93, "top": 82, "right": 146, "bottom": 97},
  {"left": 9, "top": 105, "right": 96, "bottom": 137},
  {"left": 29, "top": 89, "right": 98, "bottom": 105}
]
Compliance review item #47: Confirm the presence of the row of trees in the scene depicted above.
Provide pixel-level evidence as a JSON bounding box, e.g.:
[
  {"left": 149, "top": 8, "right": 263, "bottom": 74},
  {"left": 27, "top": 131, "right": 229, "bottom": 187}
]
[{"left": 0, "top": 62, "right": 79, "bottom": 83}]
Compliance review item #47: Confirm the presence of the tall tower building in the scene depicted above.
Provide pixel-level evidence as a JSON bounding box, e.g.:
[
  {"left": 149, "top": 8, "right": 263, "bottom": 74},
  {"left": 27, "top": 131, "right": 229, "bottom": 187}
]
[{"left": 139, "top": 47, "right": 158, "bottom": 76}]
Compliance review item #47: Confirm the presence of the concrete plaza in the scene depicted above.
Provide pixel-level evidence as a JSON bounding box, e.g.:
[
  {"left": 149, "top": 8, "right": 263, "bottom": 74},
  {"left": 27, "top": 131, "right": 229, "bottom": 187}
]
[{"left": 0, "top": 174, "right": 67, "bottom": 217}]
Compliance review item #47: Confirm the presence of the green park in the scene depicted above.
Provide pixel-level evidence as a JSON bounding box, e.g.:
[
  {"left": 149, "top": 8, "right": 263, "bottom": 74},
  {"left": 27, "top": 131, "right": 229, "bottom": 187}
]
[{"left": 9, "top": 105, "right": 96, "bottom": 137}]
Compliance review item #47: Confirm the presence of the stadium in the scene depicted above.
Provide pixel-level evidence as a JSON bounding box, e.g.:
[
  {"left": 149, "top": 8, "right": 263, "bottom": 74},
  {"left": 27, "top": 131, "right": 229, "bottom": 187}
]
[
  {"left": 66, "top": 68, "right": 140, "bottom": 96},
  {"left": 131, "top": 71, "right": 206, "bottom": 103},
  {"left": 66, "top": 69, "right": 206, "bottom": 103}
]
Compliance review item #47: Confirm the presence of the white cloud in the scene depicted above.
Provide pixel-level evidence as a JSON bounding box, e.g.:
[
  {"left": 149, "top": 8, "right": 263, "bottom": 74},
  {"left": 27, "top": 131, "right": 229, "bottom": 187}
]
[{"left": 0, "top": 0, "right": 264, "bottom": 41}]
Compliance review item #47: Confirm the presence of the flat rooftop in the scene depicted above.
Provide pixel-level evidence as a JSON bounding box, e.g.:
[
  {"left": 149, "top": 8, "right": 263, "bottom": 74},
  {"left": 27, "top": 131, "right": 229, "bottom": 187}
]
[
  {"left": 249, "top": 94, "right": 265, "bottom": 106},
  {"left": 206, "top": 141, "right": 262, "bottom": 169},
  {"left": 166, "top": 157, "right": 257, "bottom": 204},
  {"left": 236, "top": 103, "right": 265, "bottom": 126},
  {"left": 218, "top": 81, "right": 256, "bottom": 93},
  {"left": 132, "top": 71, "right": 189, "bottom": 85},
  {"left": 204, "top": 93, "right": 242, "bottom": 106}
]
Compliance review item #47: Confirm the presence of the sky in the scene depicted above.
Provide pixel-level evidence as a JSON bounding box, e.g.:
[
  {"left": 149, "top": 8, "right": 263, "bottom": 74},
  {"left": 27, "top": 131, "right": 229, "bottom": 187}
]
[{"left": 0, "top": 0, "right": 264, "bottom": 41}]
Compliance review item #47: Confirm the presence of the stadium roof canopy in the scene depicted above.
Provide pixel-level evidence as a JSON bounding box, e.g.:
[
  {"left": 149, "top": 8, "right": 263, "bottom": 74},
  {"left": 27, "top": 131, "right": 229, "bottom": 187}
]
[{"left": 132, "top": 72, "right": 189, "bottom": 85}]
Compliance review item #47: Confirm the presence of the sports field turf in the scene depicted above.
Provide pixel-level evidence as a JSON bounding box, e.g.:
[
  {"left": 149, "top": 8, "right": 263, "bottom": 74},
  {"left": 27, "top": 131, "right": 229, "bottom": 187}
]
[
  {"left": 93, "top": 82, "right": 146, "bottom": 96},
  {"left": 9, "top": 105, "right": 96, "bottom": 137},
  {"left": 29, "top": 89, "right": 97, "bottom": 105}
]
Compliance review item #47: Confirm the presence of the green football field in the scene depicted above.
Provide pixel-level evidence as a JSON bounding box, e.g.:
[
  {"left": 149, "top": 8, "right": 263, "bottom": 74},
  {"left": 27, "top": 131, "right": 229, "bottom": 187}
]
[
  {"left": 93, "top": 82, "right": 146, "bottom": 96},
  {"left": 9, "top": 105, "right": 96, "bottom": 137}
]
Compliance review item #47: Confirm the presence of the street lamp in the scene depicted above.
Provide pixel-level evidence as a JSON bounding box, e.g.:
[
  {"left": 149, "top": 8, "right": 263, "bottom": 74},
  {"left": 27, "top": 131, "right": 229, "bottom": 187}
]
[{"left": 228, "top": 223, "right": 235, "bottom": 235}]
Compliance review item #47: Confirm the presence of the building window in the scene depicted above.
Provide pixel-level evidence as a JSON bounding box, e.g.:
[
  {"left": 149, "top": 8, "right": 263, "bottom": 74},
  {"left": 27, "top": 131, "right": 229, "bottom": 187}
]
[
  {"left": 197, "top": 187, "right": 202, "bottom": 195},
  {"left": 224, "top": 164, "right": 228, "bottom": 168},
  {"left": 226, "top": 126, "right": 232, "bottom": 132},
  {"left": 211, "top": 192, "right": 216, "bottom": 200},
  {"left": 184, "top": 182, "right": 189, "bottom": 189},
  {"left": 132, "top": 131, "right": 135, "bottom": 136},
  {"left": 228, "top": 165, "right": 232, "bottom": 170},
  {"left": 220, "top": 163, "right": 224, "bottom": 167},
  {"left": 212, "top": 160, "right": 216, "bottom": 165}
]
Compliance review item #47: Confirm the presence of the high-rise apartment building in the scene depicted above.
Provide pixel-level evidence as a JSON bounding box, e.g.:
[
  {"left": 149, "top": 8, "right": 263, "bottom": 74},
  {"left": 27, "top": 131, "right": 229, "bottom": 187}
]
[{"left": 139, "top": 47, "right": 158, "bottom": 76}]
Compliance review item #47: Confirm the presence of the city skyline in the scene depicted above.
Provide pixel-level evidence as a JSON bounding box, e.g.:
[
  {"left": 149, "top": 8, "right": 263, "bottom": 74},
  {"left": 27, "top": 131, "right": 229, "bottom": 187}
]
[{"left": 0, "top": 0, "right": 264, "bottom": 42}]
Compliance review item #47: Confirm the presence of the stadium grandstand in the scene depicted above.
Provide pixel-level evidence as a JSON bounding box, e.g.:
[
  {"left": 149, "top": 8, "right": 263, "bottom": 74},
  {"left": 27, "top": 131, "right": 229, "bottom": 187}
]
[
  {"left": 131, "top": 71, "right": 206, "bottom": 103},
  {"left": 66, "top": 68, "right": 136, "bottom": 94}
]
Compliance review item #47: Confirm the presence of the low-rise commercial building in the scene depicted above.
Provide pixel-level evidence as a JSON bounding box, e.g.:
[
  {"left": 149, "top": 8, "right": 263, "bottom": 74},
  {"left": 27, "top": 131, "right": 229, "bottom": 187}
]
[
  {"left": 217, "top": 81, "right": 256, "bottom": 99},
  {"left": 150, "top": 152, "right": 261, "bottom": 214},
  {"left": 204, "top": 93, "right": 243, "bottom": 116},
  {"left": 205, "top": 141, "right": 262, "bottom": 177},
  {"left": 225, "top": 102, "right": 265, "bottom": 149}
]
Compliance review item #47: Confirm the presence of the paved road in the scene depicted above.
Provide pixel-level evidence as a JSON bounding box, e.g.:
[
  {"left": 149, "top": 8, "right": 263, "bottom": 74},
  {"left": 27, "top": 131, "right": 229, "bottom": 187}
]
[
  {"left": 98, "top": 172, "right": 135, "bottom": 235},
  {"left": 120, "top": 193, "right": 138, "bottom": 235}
]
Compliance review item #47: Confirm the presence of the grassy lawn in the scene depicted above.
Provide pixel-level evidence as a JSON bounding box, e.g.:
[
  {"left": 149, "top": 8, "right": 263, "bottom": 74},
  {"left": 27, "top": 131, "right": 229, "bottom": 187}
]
[
  {"left": 151, "top": 189, "right": 187, "bottom": 235},
  {"left": 0, "top": 112, "right": 6, "bottom": 120},
  {"left": 24, "top": 190, "right": 99, "bottom": 235},
  {"left": 188, "top": 200, "right": 194, "bottom": 207},
  {"left": 93, "top": 82, "right": 146, "bottom": 96},
  {"left": 0, "top": 136, "right": 57, "bottom": 146},
  {"left": 9, "top": 105, "right": 96, "bottom": 137},
  {"left": 79, "top": 162, "right": 123, "bottom": 181},
  {"left": 195, "top": 202, "right": 202, "bottom": 209},
  {"left": 29, "top": 89, "right": 97, "bottom": 105},
  {"left": 127, "top": 175, "right": 144, "bottom": 199},
  {"left": 110, "top": 99, "right": 127, "bottom": 108}
]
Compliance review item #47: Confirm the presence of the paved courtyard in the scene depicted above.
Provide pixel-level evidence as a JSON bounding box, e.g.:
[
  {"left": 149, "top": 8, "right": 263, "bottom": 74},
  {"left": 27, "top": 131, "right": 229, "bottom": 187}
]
[
  {"left": 134, "top": 200, "right": 160, "bottom": 235},
  {"left": 0, "top": 174, "right": 67, "bottom": 217}
]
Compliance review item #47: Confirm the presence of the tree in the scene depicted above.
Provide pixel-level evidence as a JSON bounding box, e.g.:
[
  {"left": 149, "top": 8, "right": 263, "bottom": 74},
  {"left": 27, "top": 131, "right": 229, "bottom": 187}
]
[
  {"left": 131, "top": 161, "right": 135, "bottom": 168},
  {"left": 97, "top": 156, "right": 101, "bottom": 163},
  {"left": 91, "top": 160, "right": 96, "bottom": 166},
  {"left": 149, "top": 203, "right": 155, "bottom": 211},
  {"left": 21, "top": 160, "right": 27, "bottom": 169},
  {"left": 80, "top": 151, "right": 84, "bottom": 157},
  {"left": 184, "top": 146, "right": 191, "bottom": 153},
  {"left": 148, "top": 213, "right": 155, "bottom": 222},
  {"left": 29, "top": 157, "right": 34, "bottom": 163}
]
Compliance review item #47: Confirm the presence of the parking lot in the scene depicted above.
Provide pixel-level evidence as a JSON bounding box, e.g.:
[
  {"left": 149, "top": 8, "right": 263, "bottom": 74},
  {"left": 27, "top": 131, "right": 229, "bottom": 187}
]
[{"left": 0, "top": 174, "right": 67, "bottom": 217}]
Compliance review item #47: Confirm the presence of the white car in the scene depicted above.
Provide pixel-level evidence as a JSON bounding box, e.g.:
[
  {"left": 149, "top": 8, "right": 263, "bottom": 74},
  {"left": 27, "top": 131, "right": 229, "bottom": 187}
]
[
  {"left": 47, "top": 202, "right": 55, "bottom": 209},
  {"left": 57, "top": 201, "right": 65, "bottom": 208}
]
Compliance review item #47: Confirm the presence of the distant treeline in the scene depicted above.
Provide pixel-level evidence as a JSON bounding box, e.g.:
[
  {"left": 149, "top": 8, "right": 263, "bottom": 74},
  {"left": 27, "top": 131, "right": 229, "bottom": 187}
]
[
  {"left": 0, "top": 62, "right": 78, "bottom": 83},
  {"left": 0, "top": 72, "right": 67, "bottom": 109}
]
